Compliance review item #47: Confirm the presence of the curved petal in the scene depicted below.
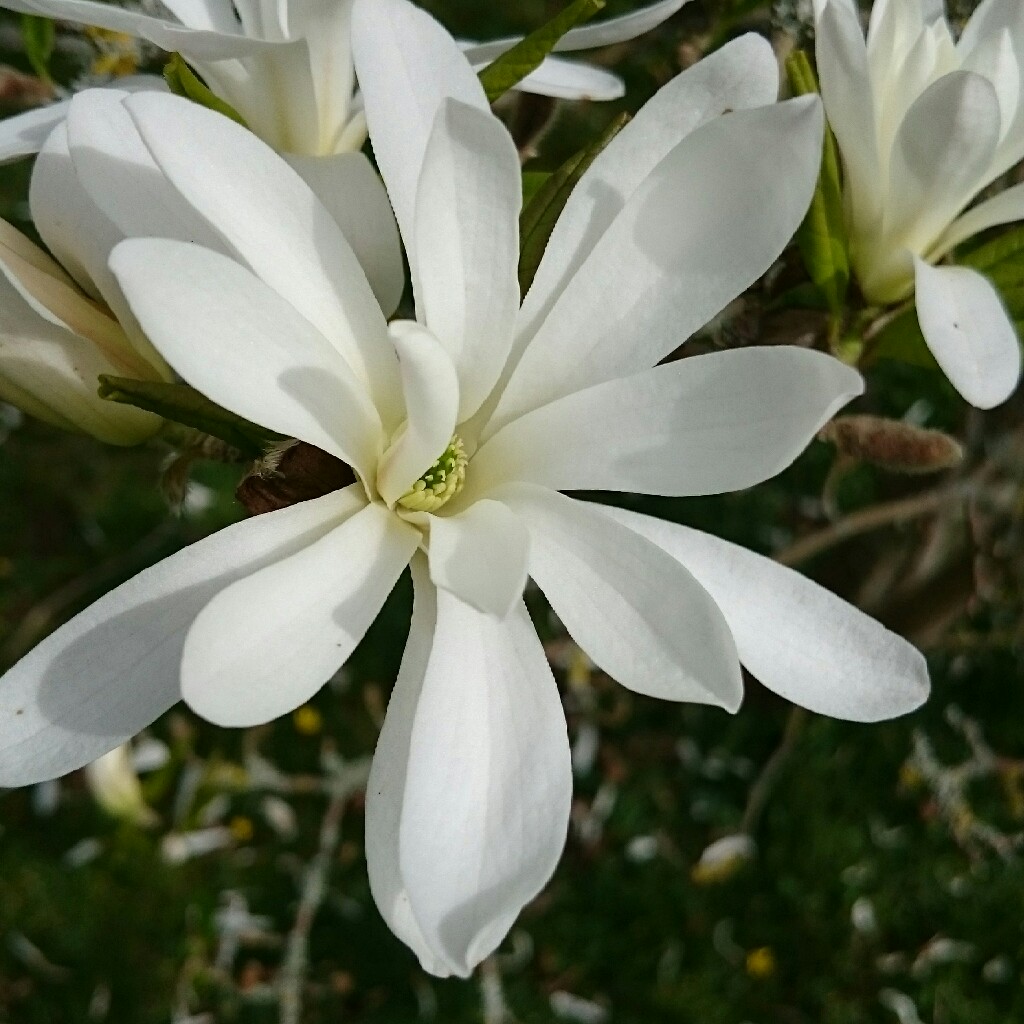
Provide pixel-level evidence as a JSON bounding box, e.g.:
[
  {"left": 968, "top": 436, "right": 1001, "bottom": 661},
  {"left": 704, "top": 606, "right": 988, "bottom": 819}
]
[
  {"left": 490, "top": 96, "right": 824, "bottom": 430},
  {"left": 122, "top": 92, "right": 398, "bottom": 420},
  {"left": 598, "top": 506, "right": 931, "bottom": 722},
  {"left": 109, "top": 239, "right": 384, "bottom": 480},
  {"left": 351, "top": 0, "right": 488, "bottom": 263},
  {"left": 365, "top": 556, "right": 447, "bottom": 975},
  {"left": 0, "top": 0, "right": 278, "bottom": 57},
  {"left": 959, "top": 0, "right": 1024, "bottom": 58},
  {"left": 515, "top": 33, "right": 781, "bottom": 365},
  {"left": 427, "top": 499, "right": 529, "bottom": 618},
  {"left": 914, "top": 260, "right": 1021, "bottom": 409},
  {"left": 510, "top": 57, "right": 623, "bottom": 101},
  {"left": 462, "top": 0, "right": 687, "bottom": 64},
  {"left": 283, "top": 152, "right": 404, "bottom": 317},
  {"left": 501, "top": 485, "right": 742, "bottom": 710},
  {"left": 377, "top": 321, "right": 460, "bottom": 506},
  {"left": 397, "top": 587, "right": 572, "bottom": 977},
  {"left": 471, "top": 347, "right": 863, "bottom": 499},
  {"left": 933, "top": 182, "right": 1024, "bottom": 257},
  {"left": 181, "top": 499, "right": 418, "bottom": 727},
  {"left": 415, "top": 100, "right": 521, "bottom": 421},
  {"left": 0, "top": 490, "right": 352, "bottom": 786},
  {"left": 0, "top": 100, "right": 71, "bottom": 164},
  {"left": 887, "top": 72, "right": 1001, "bottom": 255},
  {"left": 160, "top": 0, "right": 238, "bottom": 33}
]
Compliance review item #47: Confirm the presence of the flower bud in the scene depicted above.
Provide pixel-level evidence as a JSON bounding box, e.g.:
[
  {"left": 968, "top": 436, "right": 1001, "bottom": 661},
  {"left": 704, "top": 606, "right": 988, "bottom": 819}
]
[{"left": 818, "top": 415, "right": 964, "bottom": 474}]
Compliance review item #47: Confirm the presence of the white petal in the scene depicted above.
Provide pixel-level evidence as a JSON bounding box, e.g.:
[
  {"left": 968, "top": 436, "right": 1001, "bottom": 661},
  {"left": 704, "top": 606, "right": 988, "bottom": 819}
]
[
  {"left": 351, "top": 0, "right": 488, "bottom": 264},
  {"left": 510, "top": 57, "right": 623, "bottom": 101},
  {"left": 181, "top": 499, "right": 418, "bottom": 727},
  {"left": 598, "top": 506, "right": 931, "bottom": 722},
  {"left": 283, "top": 152, "right": 404, "bottom": 317},
  {"left": 516, "top": 33, "right": 780, "bottom": 364},
  {"left": 914, "top": 260, "right": 1021, "bottom": 409},
  {"left": 0, "top": 0, "right": 276, "bottom": 57},
  {"left": 377, "top": 322, "right": 460, "bottom": 506},
  {"left": 415, "top": 100, "right": 520, "bottom": 421},
  {"left": 816, "top": 0, "right": 882, "bottom": 232},
  {"left": 0, "top": 101, "right": 70, "bottom": 164},
  {"left": 398, "top": 587, "right": 572, "bottom": 977},
  {"left": 887, "top": 72, "right": 1001, "bottom": 255},
  {"left": 959, "top": 0, "right": 1024, "bottom": 58},
  {"left": 365, "top": 556, "right": 447, "bottom": 975},
  {"left": 109, "top": 239, "right": 384, "bottom": 480},
  {"left": 491, "top": 97, "right": 824, "bottom": 429},
  {"left": 500, "top": 485, "right": 742, "bottom": 709},
  {"left": 933, "top": 182, "right": 1024, "bottom": 257},
  {"left": 0, "top": 490, "right": 351, "bottom": 786},
  {"left": 160, "top": 0, "right": 238, "bottom": 33},
  {"left": 472, "top": 347, "right": 862, "bottom": 499},
  {"left": 961, "top": 28, "right": 1019, "bottom": 141},
  {"left": 427, "top": 499, "right": 529, "bottom": 618},
  {"left": 462, "top": 0, "right": 687, "bottom": 64},
  {"left": 122, "top": 92, "right": 398, "bottom": 417}
]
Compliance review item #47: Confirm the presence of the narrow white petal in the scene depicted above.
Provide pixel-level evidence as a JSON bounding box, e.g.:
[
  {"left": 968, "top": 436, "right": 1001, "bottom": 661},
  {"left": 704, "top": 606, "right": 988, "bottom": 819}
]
[
  {"left": 398, "top": 588, "right": 572, "bottom": 977},
  {"left": 351, "top": 0, "right": 488, "bottom": 263},
  {"left": 0, "top": 491, "right": 351, "bottom": 786},
  {"left": 160, "top": 0, "right": 238, "bottom": 33},
  {"left": 283, "top": 152, "right": 405, "bottom": 317},
  {"left": 462, "top": 0, "right": 687, "bottom": 64},
  {"left": 914, "top": 260, "right": 1021, "bottom": 409},
  {"left": 959, "top": 0, "right": 1024, "bottom": 58},
  {"left": 0, "top": 0, "right": 277, "bottom": 57},
  {"left": 492, "top": 97, "right": 824, "bottom": 428},
  {"left": 501, "top": 485, "right": 742, "bottom": 709},
  {"left": 510, "top": 58, "right": 623, "bottom": 101},
  {"left": 599, "top": 506, "right": 931, "bottom": 722},
  {"left": 427, "top": 499, "right": 529, "bottom": 618},
  {"left": 0, "top": 101, "right": 70, "bottom": 164},
  {"left": 887, "top": 72, "right": 1000, "bottom": 256},
  {"left": 123, "top": 92, "right": 398, "bottom": 416},
  {"left": 365, "top": 556, "right": 449, "bottom": 975},
  {"left": 961, "top": 28, "right": 1019, "bottom": 141},
  {"left": 377, "top": 322, "right": 460, "bottom": 507},
  {"left": 415, "top": 100, "right": 520, "bottom": 421},
  {"left": 181, "top": 499, "right": 418, "bottom": 727},
  {"left": 472, "top": 347, "right": 862, "bottom": 499},
  {"left": 816, "top": 0, "right": 882, "bottom": 231},
  {"left": 517, "top": 33, "right": 780, "bottom": 358},
  {"left": 934, "top": 182, "right": 1024, "bottom": 257},
  {"left": 109, "top": 239, "right": 384, "bottom": 480}
]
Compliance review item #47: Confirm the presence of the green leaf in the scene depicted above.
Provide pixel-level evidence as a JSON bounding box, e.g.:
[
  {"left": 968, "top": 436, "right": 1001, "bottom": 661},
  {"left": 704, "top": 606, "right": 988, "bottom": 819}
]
[
  {"left": 958, "top": 224, "right": 1024, "bottom": 273},
  {"left": 98, "top": 376, "right": 278, "bottom": 456},
  {"left": 478, "top": 0, "right": 606, "bottom": 103},
  {"left": 518, "top": 112, "right": 628, "bottom": 294},
  {"left": 869, "top": 307, "right": 938, "bottom": 370},
  {"left": 785, "top": 51, "right": 849, "bottom": 314},
  {"left": 163, "top": 53, "right": 248, "bottom": 127},
  {"left": 20, "top": 14, "right": 54, "bottom": 85},
  {"left": 521, "top": 170, "right": 551, "bottom": 208}
]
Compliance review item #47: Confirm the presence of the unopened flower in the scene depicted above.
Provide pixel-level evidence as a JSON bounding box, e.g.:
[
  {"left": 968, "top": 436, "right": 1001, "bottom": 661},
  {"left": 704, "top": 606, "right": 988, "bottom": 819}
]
[
  {"left": 83, "top": 743, "right": 157, "bottom": 826},
  {"left": 814, "top": 0, "right": 1024, "bottom": 408},
  {"left": 0, "top": 0, "right": 928, "bottom": 978}
]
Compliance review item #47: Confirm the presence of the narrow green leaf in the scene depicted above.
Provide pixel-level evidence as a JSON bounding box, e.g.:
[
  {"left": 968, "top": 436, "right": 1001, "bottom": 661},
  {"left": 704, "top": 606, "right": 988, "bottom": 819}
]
[
  {"left": 958, "top": 224, "right": 1024, "bottom": 273},
  {"left": 519, "top": 112, "right": 628, "bottom": 294},
  {"left": 20, "top": 14, "right": 54, "bottom": 85},
  {"left": 98, "top": 376, "right": 278, "bottom": 455},
  {"left": 785, "top": 50, "right": 849, "bottom": 314},
  {"left": 478, "top": 0, "right": 606, "bottom": 103},
  {"left": 163, "top": 53, "right": 248, "bottom": 127},
  {"left": 521, "top": 170, "right": 551, "bottom": 209}
]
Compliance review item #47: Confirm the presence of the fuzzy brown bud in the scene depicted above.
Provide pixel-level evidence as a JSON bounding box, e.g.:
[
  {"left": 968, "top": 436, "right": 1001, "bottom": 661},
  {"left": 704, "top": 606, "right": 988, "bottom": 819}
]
[
  {"left": 236, "top": 440, "right": 355, "bottom": 516},
  {"left": 818, "top": 415, "right": 964, "bottom": 474}
]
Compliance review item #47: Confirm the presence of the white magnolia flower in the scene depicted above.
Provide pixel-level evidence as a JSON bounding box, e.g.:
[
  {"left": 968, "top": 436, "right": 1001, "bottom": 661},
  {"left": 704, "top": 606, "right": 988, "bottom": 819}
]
[
  {"left": 814, "top": 0, "right": 1024, "bottom": 408},
  {"left": 0, "top": 0, "right": 928, "bottom": 977},
  {"left": 0, "top": 0, "right": 688, "bottom": 161}
]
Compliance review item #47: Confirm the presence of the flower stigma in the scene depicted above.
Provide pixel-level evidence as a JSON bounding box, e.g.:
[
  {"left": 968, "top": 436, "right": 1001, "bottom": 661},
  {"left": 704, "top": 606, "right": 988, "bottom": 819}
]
[{"left": 397, "top": 434, "right": 467, "bottom": 513}]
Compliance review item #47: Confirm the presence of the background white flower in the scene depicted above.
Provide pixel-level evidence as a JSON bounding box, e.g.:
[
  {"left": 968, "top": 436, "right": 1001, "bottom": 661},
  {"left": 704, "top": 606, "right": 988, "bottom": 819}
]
[
  {"left": 814, "top": 0, "right": 1024, "bottom": 408},
  {"left": 0, "top": 0, "right": 928, "bottom": 979}
]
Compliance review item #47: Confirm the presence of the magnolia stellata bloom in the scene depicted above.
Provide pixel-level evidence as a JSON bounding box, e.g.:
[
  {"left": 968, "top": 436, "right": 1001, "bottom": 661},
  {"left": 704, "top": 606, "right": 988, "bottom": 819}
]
[
  {"left": 0, "top": 0, "right": 689, "bottom": 161},
  {"left": 0, "top": 1, "right": 929, "bottom": 976},
  {"left": 814, "top": 0, "right": 1024, "bottom": 408}
]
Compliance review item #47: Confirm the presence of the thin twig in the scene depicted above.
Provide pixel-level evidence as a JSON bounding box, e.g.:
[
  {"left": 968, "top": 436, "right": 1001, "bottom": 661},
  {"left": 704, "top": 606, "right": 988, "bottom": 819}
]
[{"left": 739, "top": 707, "right": 808, "bottom": 836}]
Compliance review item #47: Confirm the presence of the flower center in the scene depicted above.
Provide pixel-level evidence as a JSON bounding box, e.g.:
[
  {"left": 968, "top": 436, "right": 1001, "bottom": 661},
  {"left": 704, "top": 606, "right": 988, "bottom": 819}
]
[{"left": 397, "top": 435, "right": 467, "bottom": 513}]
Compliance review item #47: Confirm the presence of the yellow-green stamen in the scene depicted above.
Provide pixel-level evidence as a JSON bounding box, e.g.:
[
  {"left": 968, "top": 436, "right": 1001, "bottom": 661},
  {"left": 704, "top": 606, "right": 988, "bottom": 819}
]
[{"left": 398, "top": 435, "right": 467, "bottom": 513}]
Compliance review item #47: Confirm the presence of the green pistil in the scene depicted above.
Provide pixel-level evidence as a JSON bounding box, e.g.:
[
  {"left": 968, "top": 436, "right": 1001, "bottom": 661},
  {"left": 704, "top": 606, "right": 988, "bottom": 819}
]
[{"left": 398, "top": 435, "right": 467, "bottom": 513}]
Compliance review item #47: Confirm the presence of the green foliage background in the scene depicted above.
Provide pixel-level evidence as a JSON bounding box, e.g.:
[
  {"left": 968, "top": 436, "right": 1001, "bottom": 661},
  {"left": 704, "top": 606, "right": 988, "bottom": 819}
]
[{"left": 1, "top": 2, "right": 1023, "bottom": 1022}]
